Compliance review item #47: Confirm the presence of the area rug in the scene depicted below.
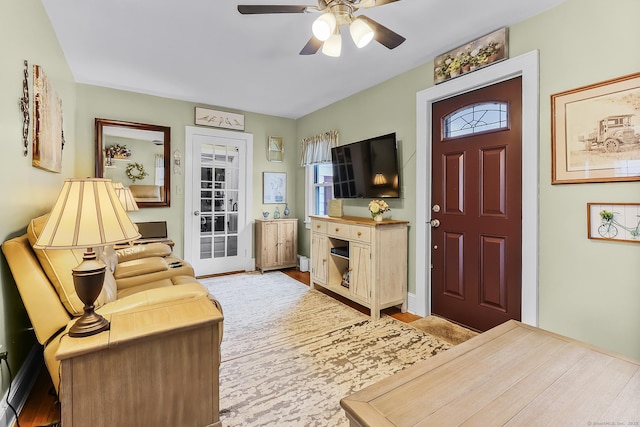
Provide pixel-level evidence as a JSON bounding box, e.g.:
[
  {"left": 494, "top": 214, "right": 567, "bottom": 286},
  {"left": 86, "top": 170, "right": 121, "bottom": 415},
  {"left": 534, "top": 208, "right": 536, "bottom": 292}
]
[
  {"left": 410, "top": 315, "right": 479, "bottom": 345},
  {"left": 202, "top": 271, "right": 452, "bottom": 427}
]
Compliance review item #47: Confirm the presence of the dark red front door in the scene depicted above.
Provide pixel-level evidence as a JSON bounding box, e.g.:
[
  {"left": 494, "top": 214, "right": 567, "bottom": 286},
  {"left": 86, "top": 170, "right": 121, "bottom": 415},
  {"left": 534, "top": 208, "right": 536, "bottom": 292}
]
[{"left": 431, "top": 77, "right": 522, "bottom": 332}]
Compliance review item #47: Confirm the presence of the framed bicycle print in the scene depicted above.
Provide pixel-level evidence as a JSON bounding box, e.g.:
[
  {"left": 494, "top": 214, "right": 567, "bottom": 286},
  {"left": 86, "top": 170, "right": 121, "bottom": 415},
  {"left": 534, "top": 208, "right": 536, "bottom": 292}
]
[
  {"left": 587, "top": 202, "right": 640, "bottom": 243},
  {"left": 551, "top": 72, "right": 640, "bottom": 184}
]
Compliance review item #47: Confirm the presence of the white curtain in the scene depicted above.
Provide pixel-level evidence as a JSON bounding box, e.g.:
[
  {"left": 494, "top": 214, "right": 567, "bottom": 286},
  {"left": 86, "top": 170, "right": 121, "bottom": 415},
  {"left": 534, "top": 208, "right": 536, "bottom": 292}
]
[
  {"left": 300, "top": 130, "right": 339, "bottom": 166},
  {"left": 155, "top": 154, "right": 164, "bottom": 187}
]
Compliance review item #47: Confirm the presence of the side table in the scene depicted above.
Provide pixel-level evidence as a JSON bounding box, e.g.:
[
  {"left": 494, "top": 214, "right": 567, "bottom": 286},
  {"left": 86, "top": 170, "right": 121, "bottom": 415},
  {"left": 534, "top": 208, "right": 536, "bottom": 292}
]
[{"left": 56, "top": 297, "right": 223, "bottom": 427}]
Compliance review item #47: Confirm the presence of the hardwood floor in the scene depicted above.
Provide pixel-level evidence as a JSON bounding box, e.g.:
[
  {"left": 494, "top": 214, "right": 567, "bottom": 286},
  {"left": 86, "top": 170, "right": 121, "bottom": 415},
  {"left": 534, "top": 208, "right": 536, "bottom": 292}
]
[{"left": 17, "top": 268, "right": 419, "bottom": 427}]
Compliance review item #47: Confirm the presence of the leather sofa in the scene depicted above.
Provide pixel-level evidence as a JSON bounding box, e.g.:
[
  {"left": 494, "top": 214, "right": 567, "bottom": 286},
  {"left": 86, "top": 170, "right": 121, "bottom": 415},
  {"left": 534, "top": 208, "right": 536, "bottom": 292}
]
[{"left": 1, "top": 214, "right": 222, "bottom": 394}]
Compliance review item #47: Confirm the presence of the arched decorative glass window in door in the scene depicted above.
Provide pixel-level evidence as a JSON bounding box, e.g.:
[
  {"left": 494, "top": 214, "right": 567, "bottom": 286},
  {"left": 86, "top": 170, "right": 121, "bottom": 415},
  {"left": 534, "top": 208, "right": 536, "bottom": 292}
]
[{"left": 443, "top": 102, "right": 508, "bottom": 139}]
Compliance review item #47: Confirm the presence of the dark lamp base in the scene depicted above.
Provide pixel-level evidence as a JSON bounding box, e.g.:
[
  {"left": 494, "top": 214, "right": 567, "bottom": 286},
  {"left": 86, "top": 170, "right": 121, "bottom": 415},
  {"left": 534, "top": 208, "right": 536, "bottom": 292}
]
[
  {"left": 69, "top": 248, "right": 111, "bottom": 338},
  {"left": 69, "top": 312, "right": 110, "bottom": 337}
]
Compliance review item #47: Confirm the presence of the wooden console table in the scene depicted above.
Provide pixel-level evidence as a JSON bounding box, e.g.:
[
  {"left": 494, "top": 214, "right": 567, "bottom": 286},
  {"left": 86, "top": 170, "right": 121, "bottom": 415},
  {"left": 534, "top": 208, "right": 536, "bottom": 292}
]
[
  {"left": 341, "top": 320, "right": 640, "bottom": 426},
  {"left": 56, "top": 297, "right": 223, "bottom": 427},
  {"left": 310, "top": 215, "right": 408, "bottom": 320}
]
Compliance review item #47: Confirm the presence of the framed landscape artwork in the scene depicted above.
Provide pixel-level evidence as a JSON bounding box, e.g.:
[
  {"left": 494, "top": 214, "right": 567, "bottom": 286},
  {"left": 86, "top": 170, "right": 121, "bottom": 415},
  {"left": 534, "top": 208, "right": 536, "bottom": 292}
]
[{"left": 551, "top": 72, "right": 640, "bottom": 184}]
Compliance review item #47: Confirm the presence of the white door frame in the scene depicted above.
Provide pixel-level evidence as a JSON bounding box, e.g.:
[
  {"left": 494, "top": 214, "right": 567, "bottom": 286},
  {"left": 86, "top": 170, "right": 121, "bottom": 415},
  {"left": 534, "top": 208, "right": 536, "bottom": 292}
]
[
  {"left": 184, "top": 126, "right": 254, "bottom": 275},
  {"left": 415, "top": 50, "right": 539, "bottom": 326}
]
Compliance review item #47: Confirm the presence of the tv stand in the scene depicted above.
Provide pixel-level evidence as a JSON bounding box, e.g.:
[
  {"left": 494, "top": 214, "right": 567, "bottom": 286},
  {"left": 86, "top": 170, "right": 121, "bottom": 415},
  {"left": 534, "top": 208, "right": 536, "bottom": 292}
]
[{"left": 309, "top": 215, "right": 408, "bottom": 320}]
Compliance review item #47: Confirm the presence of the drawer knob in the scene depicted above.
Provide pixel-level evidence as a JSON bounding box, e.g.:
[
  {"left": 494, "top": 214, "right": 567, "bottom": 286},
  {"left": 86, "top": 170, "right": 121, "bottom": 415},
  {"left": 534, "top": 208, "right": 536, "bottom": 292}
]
[
  {"left": 335, "top": 228, "right": 340, "bottom": 232},
  {"left": 316, "top": 224, "right": 321, "bottom": 228},
  {"left": 357, "top": 232, "right": 362, "bottom": 236}
]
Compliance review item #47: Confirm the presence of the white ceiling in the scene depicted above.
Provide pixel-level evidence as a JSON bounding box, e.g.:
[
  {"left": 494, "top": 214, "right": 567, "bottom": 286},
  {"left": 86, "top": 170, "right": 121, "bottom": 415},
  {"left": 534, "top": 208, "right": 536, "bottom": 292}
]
[{"left": 42, "top": 0, "right": 566, "bottom": 119}]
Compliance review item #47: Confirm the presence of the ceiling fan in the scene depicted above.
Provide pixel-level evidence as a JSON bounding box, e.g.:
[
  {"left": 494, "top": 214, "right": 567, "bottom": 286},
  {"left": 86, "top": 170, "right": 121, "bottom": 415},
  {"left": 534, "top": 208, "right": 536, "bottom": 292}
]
[{"left": 237, "top": 0, "right": 406, "bottom": 57}]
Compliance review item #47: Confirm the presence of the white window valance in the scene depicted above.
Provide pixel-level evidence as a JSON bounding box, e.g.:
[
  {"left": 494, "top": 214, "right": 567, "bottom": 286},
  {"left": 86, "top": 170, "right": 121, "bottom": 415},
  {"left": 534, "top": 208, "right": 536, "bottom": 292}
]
[{"left": 300, "top": 130, "right": 339, "bottom": 166}]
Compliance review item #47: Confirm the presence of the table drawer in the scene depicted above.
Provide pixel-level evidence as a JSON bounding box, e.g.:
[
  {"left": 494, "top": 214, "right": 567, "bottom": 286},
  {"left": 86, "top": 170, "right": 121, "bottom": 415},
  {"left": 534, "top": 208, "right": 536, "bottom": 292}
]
[
  {"left": 327, "top": 223, "right": 350, "bottom": 239},
  {"left": 311, "top": 220, "right": 327, "bottom": 234},
  {"left": 350, "top": 225, "right": 371, "bottom": 243}
]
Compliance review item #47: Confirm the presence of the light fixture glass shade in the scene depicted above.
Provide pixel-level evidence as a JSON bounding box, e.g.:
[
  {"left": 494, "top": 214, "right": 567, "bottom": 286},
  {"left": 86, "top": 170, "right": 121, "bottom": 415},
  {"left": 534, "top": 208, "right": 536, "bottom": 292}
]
[
  {"left": 350, "top": 17, "right": 374, "bottom": 48},
  {"left": 34, "top": 178, "right": 141, "bottom": 249},
  {"left": 312, "top": 13, "right": 337, "bottom": 41},
  {"left": 322, "top": 33, "right": 342, "bottom": 57},
  {"left": 115, "top": 187, "right": 139, "bottom": 212}
]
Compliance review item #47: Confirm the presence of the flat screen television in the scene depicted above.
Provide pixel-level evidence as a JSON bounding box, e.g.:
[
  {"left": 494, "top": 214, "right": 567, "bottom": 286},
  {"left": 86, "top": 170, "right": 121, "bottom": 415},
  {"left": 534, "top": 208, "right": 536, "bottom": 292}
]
[{"left": 331, "top": 132, "right": 400, "bottom": 199}]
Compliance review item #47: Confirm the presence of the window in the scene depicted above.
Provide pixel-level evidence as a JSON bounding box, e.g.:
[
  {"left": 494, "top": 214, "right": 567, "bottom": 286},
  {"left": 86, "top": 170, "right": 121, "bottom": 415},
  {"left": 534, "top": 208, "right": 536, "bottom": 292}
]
[
  {"left": 305, "top": 163, "right": 333, "bottom": 225},
  {"left": 444, "top": 102, "right": 508, "bottom": 139}
]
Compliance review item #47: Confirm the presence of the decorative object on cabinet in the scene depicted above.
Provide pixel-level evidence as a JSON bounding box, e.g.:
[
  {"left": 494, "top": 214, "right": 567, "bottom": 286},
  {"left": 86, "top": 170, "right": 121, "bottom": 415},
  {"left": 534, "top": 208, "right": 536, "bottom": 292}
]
[
  {"left": 262, "top": 211, "right": 270, "bottom": 219},
  {"left": 194, "top": 106, "right": 244, "bottom": 131},
  {"left": 328, "top": 199, "right": 343, "bottom": 217},
  {"left": 283, "top": 203, "right": 290, "bottom": 217},
  {"left": 268, "top": 136, "right": 284, "bottom": 162},
  {"left": 587, "top": 202, "right": 640, "bottom": 243},
  {"left": 433, "top": 27, "right": 508, "bottom": 84},
  {"left": 95, "top": 118, "right": 171, "bottom": 208},
  {"left": 255, "top": 218, "right": 298, "bottom": 273},
  {"left": 263, "top": 172, "right": 286, "bottom": 204},
  {"left": 20, "top": 60, "right": 30, "bottom": 157},
  {"left": 368, "top": 199, "right": 390, "bottom": 221},
  {"left": 551, "top": 72, "right": 640, "bottom": 184},
  {"left": 32, "top": 178, "right": 141, "bottom": 337},
  {"left": 310, "top": 215, "right": 408, "bottom": 320},
  {"left": 273, "top": 207, "right": 281, "bottom": 219},
  {"left": 32, "top": 64, "right": 65, "bottom": 173}
]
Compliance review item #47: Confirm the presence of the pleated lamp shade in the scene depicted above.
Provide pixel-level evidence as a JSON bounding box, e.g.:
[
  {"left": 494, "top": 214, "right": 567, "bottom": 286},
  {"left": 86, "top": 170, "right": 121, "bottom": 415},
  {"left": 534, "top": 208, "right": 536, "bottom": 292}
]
[
  {"left": 34, "top": 178, "right": 141, "bottom": 249},
  {"left": 115, "top": 187, "right": 139, "bottom": 212}
]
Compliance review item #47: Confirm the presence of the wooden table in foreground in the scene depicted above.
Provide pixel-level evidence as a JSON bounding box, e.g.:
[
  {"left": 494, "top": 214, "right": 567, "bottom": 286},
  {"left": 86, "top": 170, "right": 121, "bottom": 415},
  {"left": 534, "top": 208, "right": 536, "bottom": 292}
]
[
  {"left": 57, "top": 297, "right": 223, "bottom": 427},
  {"left": 341, "top": 320, "right": 640, "bottom": 426}
]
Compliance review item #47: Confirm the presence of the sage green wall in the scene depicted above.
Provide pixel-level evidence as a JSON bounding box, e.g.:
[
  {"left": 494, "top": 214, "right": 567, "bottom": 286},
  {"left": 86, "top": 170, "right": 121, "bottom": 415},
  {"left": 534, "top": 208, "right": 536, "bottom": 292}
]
[
  {"left": 75, "top": 84, "right": 297, "bottom": 259},
  {"left": 0, "top": 0, "right": 77, "bottom": 396},
  {"left": 296, "top": 0, "right": 640, "bottom": 359}
]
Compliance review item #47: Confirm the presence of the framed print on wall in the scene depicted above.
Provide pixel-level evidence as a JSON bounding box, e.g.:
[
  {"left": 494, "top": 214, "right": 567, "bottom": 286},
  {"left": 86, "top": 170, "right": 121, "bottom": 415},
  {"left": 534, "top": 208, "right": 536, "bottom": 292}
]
[
  {"left": 587, "top": 203, "right": 640, "bottom": 243},
  {"left": 551, "top": 72, "right": 640, "bottom": 184},
  {"left": 263, "top": 172, "right": 286, "bottom": 204},
  {"left": 194, "top": 107, "right": 245, "bottom": 131},
  {"left": 268, "top": 136, "right": 284, "bottom": 162}
]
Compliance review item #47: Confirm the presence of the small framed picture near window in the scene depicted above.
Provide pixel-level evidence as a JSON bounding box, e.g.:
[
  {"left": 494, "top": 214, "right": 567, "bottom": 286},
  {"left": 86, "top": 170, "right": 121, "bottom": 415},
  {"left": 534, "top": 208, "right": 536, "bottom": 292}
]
[
  {"left": 551, "top": 72, "right": 640, "bottom": 184},
  {"left": 263, "top": 172, "right": 286, "bottom": 204},
  {"left": 587, "top": 202, "right": 640, "bottom": 243},
  {"left": 268, "top": 136, "right": 284, "bottom": 162}
]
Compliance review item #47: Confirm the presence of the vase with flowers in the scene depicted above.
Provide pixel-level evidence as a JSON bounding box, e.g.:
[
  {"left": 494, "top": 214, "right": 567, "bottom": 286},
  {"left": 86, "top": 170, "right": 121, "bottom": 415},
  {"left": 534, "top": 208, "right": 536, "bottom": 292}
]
[{"left": 368, "top": 199, "right": 390, "bottom": 222}]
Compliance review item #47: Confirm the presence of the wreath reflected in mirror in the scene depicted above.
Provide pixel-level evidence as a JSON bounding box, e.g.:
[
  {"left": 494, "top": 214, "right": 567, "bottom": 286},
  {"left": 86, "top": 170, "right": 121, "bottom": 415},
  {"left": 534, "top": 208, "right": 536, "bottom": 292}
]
[{"left": 126, "top": 162, "right": 148, "bottom": 182}]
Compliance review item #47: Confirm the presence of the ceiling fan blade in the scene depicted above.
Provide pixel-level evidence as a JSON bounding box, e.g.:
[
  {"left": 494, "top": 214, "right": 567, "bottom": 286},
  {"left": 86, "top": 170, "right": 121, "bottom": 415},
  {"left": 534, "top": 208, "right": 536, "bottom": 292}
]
[
  {"left": 238, "top": 5, "right": 310, "bottom": 14},
  {"left": 300, "top": 37, "right": 323, "bottom": 55},
  {"left": 357, "top": 0, "right": 402, "bottom": 8},
  {"left": 359, "top": 16, "right": 406, "bottom": 49}
]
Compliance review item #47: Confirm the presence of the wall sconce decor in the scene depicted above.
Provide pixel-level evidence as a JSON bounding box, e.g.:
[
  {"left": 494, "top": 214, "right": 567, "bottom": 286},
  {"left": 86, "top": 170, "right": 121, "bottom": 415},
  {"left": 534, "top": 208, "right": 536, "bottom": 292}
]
[{"left": 173, "top": 149, "right": 182, "bottom": 175}]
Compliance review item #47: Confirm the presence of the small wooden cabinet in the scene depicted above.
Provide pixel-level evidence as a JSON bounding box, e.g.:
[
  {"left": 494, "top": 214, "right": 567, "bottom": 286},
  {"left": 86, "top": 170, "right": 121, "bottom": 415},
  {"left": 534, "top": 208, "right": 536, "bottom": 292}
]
[
  {"left": 255, "top": 218, "right": 298, "bottom": 273},
  {"left": 309, "top": 215, "right": 408, "bottom": 320}
]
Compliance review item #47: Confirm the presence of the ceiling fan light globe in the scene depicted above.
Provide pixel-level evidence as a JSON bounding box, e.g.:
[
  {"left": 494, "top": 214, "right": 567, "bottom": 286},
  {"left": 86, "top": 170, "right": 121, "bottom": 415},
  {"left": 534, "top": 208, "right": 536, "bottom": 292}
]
[
  {"left": 322, "top": 34, "right": 342, "bottom": 57},
  {"left": 350, "top": 18, "right": 374, "bottom": 48},
  {"left": 312, "top": 13, "right": 336, "bottom": 41}
]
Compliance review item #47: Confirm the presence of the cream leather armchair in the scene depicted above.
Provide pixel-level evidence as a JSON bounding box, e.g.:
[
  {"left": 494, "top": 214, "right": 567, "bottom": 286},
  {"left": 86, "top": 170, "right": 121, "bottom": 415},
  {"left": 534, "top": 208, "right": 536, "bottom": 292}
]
[{"left": 1, "top": 214, "right": 222, "bottom": 394}]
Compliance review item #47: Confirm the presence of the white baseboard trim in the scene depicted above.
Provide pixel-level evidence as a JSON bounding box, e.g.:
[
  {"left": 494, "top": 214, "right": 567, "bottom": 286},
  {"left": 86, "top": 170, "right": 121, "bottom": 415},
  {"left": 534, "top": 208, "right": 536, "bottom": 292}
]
[
  {"left": 0, "top": 345, "right": 42, "bottom": 427},
  {"left": 406, "top": 292, "right": 417, "bottom": 315}
]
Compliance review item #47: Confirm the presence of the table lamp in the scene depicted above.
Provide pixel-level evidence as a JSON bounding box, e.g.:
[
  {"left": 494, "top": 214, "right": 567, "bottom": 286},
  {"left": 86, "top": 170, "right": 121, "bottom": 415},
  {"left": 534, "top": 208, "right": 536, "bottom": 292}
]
[
  {"left": 33, "top": 178, "right": 141, "bottom": 337},
  {"left": 114, "top": 185, "right": 139, "bottom": 212}
]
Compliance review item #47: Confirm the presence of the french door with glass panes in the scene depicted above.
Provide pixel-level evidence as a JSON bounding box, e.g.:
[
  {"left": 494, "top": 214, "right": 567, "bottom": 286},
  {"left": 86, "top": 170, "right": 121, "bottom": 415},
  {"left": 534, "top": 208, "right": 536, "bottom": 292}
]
[{"left": 185, "top": 127, "right": 253, "bottom": 276}]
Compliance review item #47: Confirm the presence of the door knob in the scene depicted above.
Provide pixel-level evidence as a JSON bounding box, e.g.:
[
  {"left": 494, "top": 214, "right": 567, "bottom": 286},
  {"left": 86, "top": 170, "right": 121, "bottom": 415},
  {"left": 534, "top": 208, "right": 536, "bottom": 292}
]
[
  {"left": 430, "top": 219, "right": 440, "bottom": 228},
  {"left": 194, "top": 211, "right": 200, "bottom": 216}
]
